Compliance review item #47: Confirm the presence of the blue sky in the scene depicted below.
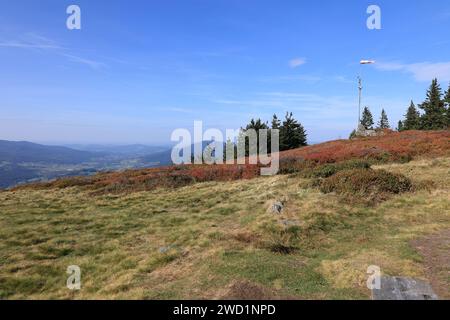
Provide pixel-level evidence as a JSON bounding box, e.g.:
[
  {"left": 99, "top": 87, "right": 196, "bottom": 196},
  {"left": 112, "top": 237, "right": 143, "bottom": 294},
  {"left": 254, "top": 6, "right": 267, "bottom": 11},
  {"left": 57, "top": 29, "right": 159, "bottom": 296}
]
[{"left": 1, "top": 0, "right": 450, "bottom": 144}]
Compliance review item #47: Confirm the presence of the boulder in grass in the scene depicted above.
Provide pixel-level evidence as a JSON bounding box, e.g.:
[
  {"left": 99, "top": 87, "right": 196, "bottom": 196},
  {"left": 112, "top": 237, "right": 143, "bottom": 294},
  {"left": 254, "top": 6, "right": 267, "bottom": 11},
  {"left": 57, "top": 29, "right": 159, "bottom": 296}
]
[
  {"left": 372, "top": 276, "right": 438, "bottom": 300},
  {"left": 269, "top": 201, "right": 284, "bottom": 214}
]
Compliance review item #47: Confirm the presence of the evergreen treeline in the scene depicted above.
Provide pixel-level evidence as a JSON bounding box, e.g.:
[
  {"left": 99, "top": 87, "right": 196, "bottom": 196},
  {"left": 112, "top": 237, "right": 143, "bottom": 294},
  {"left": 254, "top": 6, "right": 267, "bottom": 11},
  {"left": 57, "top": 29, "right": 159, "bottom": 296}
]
[
  {"left": 356, "top": 79, "right": 449, "bottom": 135},
  {"left": 239, "top": 112, "right": 307, "bottom": 154},
  {"left": 359, "top": 106, "right": 390, "bottom": 130},
  {"left": 398, "top": 78, "right": 450, "bottom": 131}
]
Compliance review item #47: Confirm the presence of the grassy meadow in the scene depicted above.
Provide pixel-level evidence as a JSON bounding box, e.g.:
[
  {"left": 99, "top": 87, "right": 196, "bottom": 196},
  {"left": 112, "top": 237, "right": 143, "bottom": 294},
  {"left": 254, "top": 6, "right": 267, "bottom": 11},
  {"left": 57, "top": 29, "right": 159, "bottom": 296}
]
[{"left": 1, "top": 156, "right": 449, "bottom": 299}]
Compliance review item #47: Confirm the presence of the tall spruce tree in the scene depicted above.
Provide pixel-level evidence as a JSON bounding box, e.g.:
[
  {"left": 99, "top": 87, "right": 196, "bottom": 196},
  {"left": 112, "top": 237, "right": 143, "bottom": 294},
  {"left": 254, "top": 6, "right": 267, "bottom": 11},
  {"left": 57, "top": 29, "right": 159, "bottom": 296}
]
[
  {"left": 377, "top": 109, "right": 390, "bottom": 129},
  {"left": 279, "top": 112, "right": 307, "bottom": 151},
  {"left": 402, "top": 101, "right": 421, "bottom": 130},
  {"left": 360, "top": 106, "right": 374, "bottom": 129},
  {"left": 419, "top": 78, "right": 446, "bottom": 129},
  {"left": 271, "top": 114, "right": 281, "bottom": 129},
  {"left": 445, "top": 83, "right": 450, "bottom": 127},
  {"left": 267, "top": 114, "right": 281, "bottom": 154}
]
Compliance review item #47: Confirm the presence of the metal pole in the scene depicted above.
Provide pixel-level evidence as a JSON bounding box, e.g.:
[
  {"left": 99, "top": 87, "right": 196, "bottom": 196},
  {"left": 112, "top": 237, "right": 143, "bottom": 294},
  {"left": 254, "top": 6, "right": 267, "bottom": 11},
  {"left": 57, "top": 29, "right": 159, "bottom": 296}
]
[{"left": 358, "top": 76, "right": 362, "bottom": 125}]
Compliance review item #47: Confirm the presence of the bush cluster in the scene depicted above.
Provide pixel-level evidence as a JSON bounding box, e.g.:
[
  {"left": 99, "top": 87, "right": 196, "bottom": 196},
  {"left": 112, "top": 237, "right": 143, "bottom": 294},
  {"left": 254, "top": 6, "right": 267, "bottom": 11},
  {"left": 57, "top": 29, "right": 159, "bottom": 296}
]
[
  {"left": 319, "top": 168, "right": 413, "bottom": 203},
  {"left": 309, "top": 160, "right": 371, "bottom": 178},
  {"left": 279, "top": 158, "right": 371, "bottom": 178}
]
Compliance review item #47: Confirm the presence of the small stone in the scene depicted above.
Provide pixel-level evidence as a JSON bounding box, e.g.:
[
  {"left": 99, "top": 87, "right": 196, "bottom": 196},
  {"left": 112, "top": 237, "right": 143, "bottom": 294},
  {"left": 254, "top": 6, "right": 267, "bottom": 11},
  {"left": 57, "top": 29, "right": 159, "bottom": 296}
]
[
  {"left": 281, "top": 219, "right": 299, "bottom": 226},
  {"left": 271, "top": 201, "right": 284, "bottom": 214},
  {"left": 158, "top": 246, "right": 170, "bottom": 253}
]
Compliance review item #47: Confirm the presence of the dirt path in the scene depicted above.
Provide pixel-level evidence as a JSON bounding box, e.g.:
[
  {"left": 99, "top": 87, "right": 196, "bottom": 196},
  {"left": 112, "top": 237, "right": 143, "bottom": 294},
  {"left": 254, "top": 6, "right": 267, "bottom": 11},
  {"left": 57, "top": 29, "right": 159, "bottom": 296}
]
[{"left": 411, "top": 229, "right": 450, "bottom": 299}]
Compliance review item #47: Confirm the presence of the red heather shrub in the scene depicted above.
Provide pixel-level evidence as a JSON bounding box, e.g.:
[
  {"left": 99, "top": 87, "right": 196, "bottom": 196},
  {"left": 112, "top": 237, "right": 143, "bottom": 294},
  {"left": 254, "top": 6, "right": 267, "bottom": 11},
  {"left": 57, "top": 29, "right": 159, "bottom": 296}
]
[
  {"left": 14, "top": 163, "right": 261, "bottom": 194},
  {"left": 280, "top": 130, "right": 450, "bottom": 164}
]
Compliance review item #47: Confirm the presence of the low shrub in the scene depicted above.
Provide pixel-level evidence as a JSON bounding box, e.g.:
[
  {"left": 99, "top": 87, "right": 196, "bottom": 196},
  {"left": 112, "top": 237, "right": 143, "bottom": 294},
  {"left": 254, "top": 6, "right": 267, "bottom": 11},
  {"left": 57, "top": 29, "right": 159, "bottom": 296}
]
[
  {"left": 279, "top": 158, "right": 371, "bottom": 178},
  {"left": 309, "top": 160, "right": 371, "bottom": 178},
  {"left": 319, "top": 168, "right": 413, "bottom": 204},
  {"left": 278, "top": 157, "right": 314, "bottom": 174},
  {"left": 16, "top": 164, "right": 261, "bottom": 195}
]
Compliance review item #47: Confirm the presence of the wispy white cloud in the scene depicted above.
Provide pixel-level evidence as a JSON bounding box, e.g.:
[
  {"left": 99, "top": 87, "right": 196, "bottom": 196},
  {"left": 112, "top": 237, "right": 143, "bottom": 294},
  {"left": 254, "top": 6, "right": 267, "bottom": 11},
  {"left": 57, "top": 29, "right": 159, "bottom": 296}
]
[
  {"left": 0, "top": 33, "right": 61, "bottom": 50},
  {"left": 0, "top": 41, "right": 59, "bottom": 49},
  {"left": 214, "top": 92, "right": 355, "bottom": 117},
  {"left": 375, "top": 61, "right": 450, "bottom": 82},
  {"left": 259, "top": 74, "right": 321, "bottom": 83},
  {"left": 213, "top": 91, "right": 406, "bottom": 121},
  {"left": 258, "top": 74, "right": 355, "bottom": 85},
  {"left": 333, "top": 75, "right": 355, "bottom": 84},
  {"left": 289, "top": 57, "right": 306, "bottom": 68},
  {"left": 61, "top": 53, "right": 106, "bottom": 70},
  {"left": 0, "top": 33, "right": 106, "bottom": 70},
  {"left": 165, "top": 107, "right": 194, "bottom": 114},
  {"left": 213, "top": 99, "right": 284, "bottom": 108}
]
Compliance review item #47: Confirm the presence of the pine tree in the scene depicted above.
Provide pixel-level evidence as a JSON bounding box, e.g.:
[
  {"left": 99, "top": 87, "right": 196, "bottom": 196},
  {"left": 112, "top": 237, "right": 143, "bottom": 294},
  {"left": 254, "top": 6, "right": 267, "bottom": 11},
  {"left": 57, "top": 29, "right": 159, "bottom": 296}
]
[
  {"left": 245, "top": 118, "right": 269, "bottom": 132},
  {"left": 377, "top": 109, "right": 390, "bottom": 129},
  {"left": 241, "top": 118, "right": 269, "bottom": 156},
  {"left": 271, "top": 114, "right": 281, "bottom": 129},
  {"left": 360, "top": 106, "right": 374, "bottom": 129},
  {"left": 236, "top": 129, "right": 247, "bottom": 157},
  {"left": 279, "top": 112, "right": 307, "bottom": 151},
  {"left": 224, "top": 138, "right": 236, "bottom": 163},
  {"left": 402, "top": 101, "right": 420, "bottom": 130},
  {"left": 397, "top": 120, "right": 404, "bottom": 132},
  {"left": 266, "top": 114, "right": 281, "bottom": 154},
  {"left": 445, "top": 83, "right": 450, "bottom": 127},
  {"left": 419, "top": 78, "right": 446, "bottom": 130}
]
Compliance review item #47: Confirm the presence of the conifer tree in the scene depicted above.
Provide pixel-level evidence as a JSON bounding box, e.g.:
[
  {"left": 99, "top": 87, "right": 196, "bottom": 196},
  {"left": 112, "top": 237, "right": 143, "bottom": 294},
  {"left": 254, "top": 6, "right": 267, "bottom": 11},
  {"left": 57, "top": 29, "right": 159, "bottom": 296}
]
[
  {"left": 397, "top": 120, "right": 404, "bottom": 132},
  {"left": 402, "top": 101, "right": 420, "bottom": 130},
  {"left": 377, "top": 109, "right": 390, "bottom": 129},
  {"left": 445, "top": 83, "right": 450, "bottom": 127},
  {"left": 266, "top": 114, "right": 281, "bottom": 154},
  {"left": 245, "top": 118, "right": 269, "bottom": 132},
  {"left": 279, "top": 112, "right": 307, "bottom": 151},
  {"left": 419, "top": 78, "right": 446, "bottom": 129},
  {"left": 240, "top": 118, "right": 269, "bottom": 156},
  {"left": 224, "top": 138, "right": 236, "bottom": 163},
  {"left": 360, "top": 106, "right": 374, "bottom": 129},
  {"left": 271, "top": 114, "right": 281, "bottom": 129}
]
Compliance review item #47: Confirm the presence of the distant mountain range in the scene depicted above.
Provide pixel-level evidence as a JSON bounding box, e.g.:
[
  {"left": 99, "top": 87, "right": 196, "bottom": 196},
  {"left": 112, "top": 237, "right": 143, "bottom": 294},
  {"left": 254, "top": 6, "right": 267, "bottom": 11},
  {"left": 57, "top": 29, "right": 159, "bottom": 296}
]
[
  {"left": 0, "top": 140, "right": 238, "bottom": 188},
  {"left": 0, "top": 140, "right": 173, "bottom": 188},
  {"left": 140, "top": 140, "right": 219, "bottom": 166},
  {"left": 0, "top": 140, "right": 100, "bottom": 164},
  {"left": 66, "top": 144, "right": 169, "bottom": 156}
]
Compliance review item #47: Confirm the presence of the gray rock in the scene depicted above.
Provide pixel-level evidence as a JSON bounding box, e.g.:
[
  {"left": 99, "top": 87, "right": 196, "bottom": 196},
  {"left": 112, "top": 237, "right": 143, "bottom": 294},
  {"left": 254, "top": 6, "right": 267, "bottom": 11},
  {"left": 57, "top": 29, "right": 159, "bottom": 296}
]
[
  {"left": 355, "top": 123, "right": 378, "bottom": 137},
  {"left": 281, "top": 219, "right": 300, "bottom": 226},
  {"left": 158, "top": 246, "right": 171, "bottom": 253},
  {"left": 372, "top": 276, "right": 438, "bottom": 300},
  {"left": 271, "top": 201, "right": 284, "bottom": 214}
]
